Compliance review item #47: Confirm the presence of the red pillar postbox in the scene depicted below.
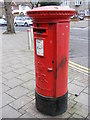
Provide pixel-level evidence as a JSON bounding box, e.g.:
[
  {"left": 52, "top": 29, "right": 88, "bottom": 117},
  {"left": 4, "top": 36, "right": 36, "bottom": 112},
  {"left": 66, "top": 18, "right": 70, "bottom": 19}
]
[{"left": 27, "top": 6, "right": 76, "bottom": 116}]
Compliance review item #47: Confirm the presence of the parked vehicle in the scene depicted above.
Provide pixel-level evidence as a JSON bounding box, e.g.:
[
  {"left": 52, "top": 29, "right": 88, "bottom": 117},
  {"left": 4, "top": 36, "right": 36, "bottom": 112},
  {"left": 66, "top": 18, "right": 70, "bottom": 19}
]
[
  {"left": 0, "top": 18, "right": 7, "bottom": 26},
  {"left": 70, "top": 14, "right": 78, "bottom": 19},
  {"left": 14, "top": 17, "right": 25, "bottom": 26},
  {"left": 24, "top": 17, "right": 33, "bottom": 26},
  {"left": 14, "top": 16, "right": 33, "bottom": 26},
  {"left": 78, "top": 15, "right": 84, "bottom": 20}
]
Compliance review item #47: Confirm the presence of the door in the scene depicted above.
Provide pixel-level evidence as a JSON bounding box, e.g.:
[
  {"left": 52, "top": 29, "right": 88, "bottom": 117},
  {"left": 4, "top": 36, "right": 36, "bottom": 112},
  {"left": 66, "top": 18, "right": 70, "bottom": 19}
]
[{"left": 56, "top": 22, "right": 70, "bottom": 97}]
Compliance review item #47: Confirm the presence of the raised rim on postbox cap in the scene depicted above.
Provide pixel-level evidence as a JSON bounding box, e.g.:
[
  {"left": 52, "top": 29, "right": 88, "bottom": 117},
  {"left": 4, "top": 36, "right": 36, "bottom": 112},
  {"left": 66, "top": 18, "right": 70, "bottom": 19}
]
[{"left": 27, "top": 6, "right": 76, "bottom": 19}]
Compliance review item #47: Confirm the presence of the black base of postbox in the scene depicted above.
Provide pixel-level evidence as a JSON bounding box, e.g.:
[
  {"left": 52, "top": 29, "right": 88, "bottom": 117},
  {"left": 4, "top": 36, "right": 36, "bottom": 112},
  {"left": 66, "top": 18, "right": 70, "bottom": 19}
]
[{"left": 35, "top": 91, "right": 68, "bottom": 116}]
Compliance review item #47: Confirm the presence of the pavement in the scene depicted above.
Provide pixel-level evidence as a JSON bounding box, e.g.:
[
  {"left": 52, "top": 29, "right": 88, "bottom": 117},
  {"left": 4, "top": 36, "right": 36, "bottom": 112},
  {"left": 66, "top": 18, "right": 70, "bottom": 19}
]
[{"left": 0, "top": 21, "right": 90, "bottom": 119}]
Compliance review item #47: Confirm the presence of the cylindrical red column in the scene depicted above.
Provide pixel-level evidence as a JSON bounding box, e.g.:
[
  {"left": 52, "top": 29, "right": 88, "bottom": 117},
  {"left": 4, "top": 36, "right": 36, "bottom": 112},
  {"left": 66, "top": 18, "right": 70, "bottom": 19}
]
[{"left": 27, "top": 6, "right": 76, "bottom": 116}]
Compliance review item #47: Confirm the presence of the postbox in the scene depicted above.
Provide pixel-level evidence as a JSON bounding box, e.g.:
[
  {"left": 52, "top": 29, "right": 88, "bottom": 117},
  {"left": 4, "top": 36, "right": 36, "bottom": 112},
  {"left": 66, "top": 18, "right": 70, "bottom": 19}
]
[{"left": 27, "top": 6, "right": 76, "bottom": 116}]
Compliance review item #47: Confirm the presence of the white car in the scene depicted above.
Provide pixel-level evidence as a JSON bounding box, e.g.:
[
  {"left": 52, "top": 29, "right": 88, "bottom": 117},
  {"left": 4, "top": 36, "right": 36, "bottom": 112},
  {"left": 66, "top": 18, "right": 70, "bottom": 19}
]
[
  {"left": 24, "top": 17, "right": 33, "bottom": 26},
  {"left": 0, "top": 18, "right": 7, "bottom": 26},
  {"left": 14, "top": 16, "right": 33, "bottom": 26}
]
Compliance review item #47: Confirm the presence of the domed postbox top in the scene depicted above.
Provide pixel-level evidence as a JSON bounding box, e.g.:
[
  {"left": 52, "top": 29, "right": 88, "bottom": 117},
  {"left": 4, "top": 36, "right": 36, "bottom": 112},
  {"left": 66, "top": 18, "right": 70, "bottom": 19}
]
[{"left": 27, "top": 6, "right": 76, "bottom": 20}]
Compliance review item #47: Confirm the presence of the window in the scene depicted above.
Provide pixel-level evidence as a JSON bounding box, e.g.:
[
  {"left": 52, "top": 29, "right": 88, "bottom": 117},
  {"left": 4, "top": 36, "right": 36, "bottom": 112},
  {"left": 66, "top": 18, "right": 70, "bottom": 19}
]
[
  {"left": 25, "top": 17, "right": 30, "bottom": 20},
  {"left": 80, "top": 1, "right": 82, "bottom": 4},
  {"left": 74, "top": 0, "right": 82, "bottom": 5}
]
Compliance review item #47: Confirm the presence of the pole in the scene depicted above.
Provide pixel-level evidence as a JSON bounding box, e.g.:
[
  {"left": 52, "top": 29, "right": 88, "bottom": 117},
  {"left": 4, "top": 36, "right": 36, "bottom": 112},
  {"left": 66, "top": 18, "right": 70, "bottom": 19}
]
[
  {"left": 30, "top": 26, "right": 34, "bottom": 41},
  {"left": 27, "top": 29, "right": 32, "bottom": 50}
]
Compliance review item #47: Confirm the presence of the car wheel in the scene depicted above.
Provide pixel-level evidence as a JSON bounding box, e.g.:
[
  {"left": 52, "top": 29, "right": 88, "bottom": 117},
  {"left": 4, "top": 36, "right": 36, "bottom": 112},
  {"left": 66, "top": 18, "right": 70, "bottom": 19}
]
[
  {"left": 24, "top": 22, "right": 28, "bottom": 27},
  {"left": 14, "top": 22, "right": 18, "bottom": 26}
]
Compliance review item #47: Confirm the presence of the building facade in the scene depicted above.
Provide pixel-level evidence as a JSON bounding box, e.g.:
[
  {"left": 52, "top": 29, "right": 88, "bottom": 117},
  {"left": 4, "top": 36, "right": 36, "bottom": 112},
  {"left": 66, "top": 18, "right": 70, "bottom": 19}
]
[
  {"left": 32, "top": 0, "right": 90, "bottom": 16},
  {"left": 61, "top": 0, "right": 90, "bottom": 16}
]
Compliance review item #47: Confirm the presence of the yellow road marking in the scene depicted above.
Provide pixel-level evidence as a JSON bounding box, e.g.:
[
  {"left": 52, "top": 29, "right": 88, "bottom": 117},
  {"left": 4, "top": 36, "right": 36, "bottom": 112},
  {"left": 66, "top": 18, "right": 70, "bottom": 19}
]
[
  {"left": 69, "top": 61, "right": 89, "bottom": 71},
  {"left": 69, "top": 64, "right": 89, "bottom": 74}
]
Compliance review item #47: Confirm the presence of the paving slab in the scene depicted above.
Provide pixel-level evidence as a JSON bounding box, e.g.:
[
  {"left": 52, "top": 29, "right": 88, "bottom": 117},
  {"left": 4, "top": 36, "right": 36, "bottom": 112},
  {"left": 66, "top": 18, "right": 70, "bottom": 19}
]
[
  {"left": 26, "top": 102, "right": 42, "bottom": 115},
  {"left": 20, "top": 112, "right": 36, "bottom": 118},
  {"left": 2, "top": 66, "right": 13, "bottom": 74},
  {"left": 10, "top": 95, "right": 32, "bottom": 110},
  {"left": 2, "top": 62, "right": 10, "bottom": 68},
  {"left": 27, "top": 91, "right": 35, "bottom": 97},
  {"left": 71, "top": 113, "right": 83, "bottom": 118},
  {"left": 68, "top": 83, "right": 85, "bottom": 95},
  {"left": 68, "top": 99, "right": 77, "bottom": 109},
  {"left": 2, "top": 105, "right": 21, "bottom": 118},
  {"left": 68, "top": 78, "right": 73, "bottom": 83},
  {"left": 22, "top": 102, "right": 33, "bottom": 111},
  {"left": 21, "top": 61, "right": 33, "bottom": 66},
  {"left": 25, "top": 64, "right": 35, "bottom": 71},
  {"left": 68, "top": 94, "right": 76, "bottom": 100},
  {"left": 9, "top": 59, "right": 21, "bottom": 65},
  {"left": 21, "top": 80, "right": 35, "bottom": 91},
  {"left": 2, "top": 84, "right": 11, "bottom": 93},
  {"left": 2, "top": 93, "right": 15, "bottom": 107},
  {"left": 52, "top": 112, "right": 71, "bottom": 119},
  {"left": 70, "top": 102, "right": 88, "bottom": 118},
  {"left": 0, "top": 109, "right": 2, "bottom": 119},
  {"left": 14, "top": 67, "right": 30, "bottom": 75},
  {"left": 67, "top": 100, "right": 77, "bottom": 115},
  {"left": 75, "top": 109, "right": 88, "bottom": 118},
  {"left": 18, "top": 108, "right": 26, "bottom": 115},
  {"left": 28, "top": 71, "right": 35, "bottom": 76},
  {"left": 0, "top": 94, "right": 2, "bottom": 108},
  {"left": 17, "top": 72, "right": 34, "bottom": 82},
  {"left": 68, "top": 109, "right": 78, "bottom": 115},
  {"left": 0, "top": 72, "right": 2, "bottom": 76},
  {"left": 74, "top": 92, "right": 89, "bottom": 106},
  {"left": 83, "top": 87, "right": 88, "bottom": 94},
  {"left": 2, "top": 77, "right": 8, "bottom": 84},
  {"left": 86, "top": 115, "right": 90, "bottom": 120},
  {"left": 11, "top": 63, "right": 26, "bottom": 69},
  {"left": 4, "top": 78, "right": 23, "bottom": 88},
  {"left": 6, "top": 86, "right": 30, "bottom": 99},
  {"left": 71, "top": 79, "right": 87, "bottom": 87},
  {"left": 3, "top": 71, "right": 19, "bottom": 80},
  {"left": 73, "top": 102, "right": 84, "bottom": 110},
  {"left": 30, "top": 99, "right": 35, "bottom": 105},
  {"left": 27, "top": 93, "right": 35, "bottom": 100}
]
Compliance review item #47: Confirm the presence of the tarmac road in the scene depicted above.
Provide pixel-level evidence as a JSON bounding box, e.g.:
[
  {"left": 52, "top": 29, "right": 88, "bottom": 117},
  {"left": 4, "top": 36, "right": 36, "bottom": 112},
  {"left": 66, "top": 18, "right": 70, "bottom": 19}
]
[
  {"left": 69, "top": 27, "right": 88, "bottom": 66},
  {"left": 69, "top": 26, "right": 88, "bottom": 75}
]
